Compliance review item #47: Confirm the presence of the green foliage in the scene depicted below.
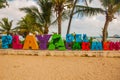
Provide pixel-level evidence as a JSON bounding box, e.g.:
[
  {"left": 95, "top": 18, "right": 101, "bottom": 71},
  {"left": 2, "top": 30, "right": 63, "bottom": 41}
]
[
  {"left": 73, "top": 0, "right": 120, "bottom": 42},
  {"left": 0, "top": 0, "right": 8, "bottom": 9},
  {"left": 20, "top": 0, "right": 53, "bottom": 34},
  {"left": 74, "top": 5, "right": 105, "bottom": 17},
  {"left": 16, "top": 14, "right": 43, "bottom": 36},
  {"left": 51, "top": 0, "right": 73, "bottom": 34},
  {"left": 0, "top": 18, "right": 14, "bottom": 35}
]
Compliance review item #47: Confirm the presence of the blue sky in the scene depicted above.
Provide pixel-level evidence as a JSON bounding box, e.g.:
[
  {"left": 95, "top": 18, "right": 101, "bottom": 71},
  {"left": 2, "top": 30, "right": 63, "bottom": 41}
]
[{"left": 0, "top": 0, "right": 120, "bottom": 37}]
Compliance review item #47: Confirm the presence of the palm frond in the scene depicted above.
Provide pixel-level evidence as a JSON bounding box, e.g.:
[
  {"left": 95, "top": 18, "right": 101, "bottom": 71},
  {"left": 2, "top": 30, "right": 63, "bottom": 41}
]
[
  {"left": 51, "top": 10, "right": 70, "bottom": 25},
  {"left": 112, "top": 2, "right": 120, "bottom": 14},
  {"left": 74, "top": 5, "right": 105, "bottom": 17},
  {"left": 0, "top": 0, "right": 8, "bottom": 8}
]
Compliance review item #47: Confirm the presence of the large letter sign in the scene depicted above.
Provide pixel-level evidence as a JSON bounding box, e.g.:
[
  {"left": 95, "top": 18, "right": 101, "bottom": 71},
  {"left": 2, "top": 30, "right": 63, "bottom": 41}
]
[
  {"left": 103, "top": 42, "right": 110, "bottom": 50},
  {"left": 72, "top": 42, "right": 81, "bottom": 50},
  {"left": 48, "top": 34, "right": 66, "bottom": 50},
  {"left": 109, "top": 42, "right": 120, "bottom": 50},
  {"left": 116, "top": 42, "right": 120, "bottom": 50},
  {"left": 1, "top": 33, "right": 120, "bottom": 51},
  {"left": 66, "top": 42, "right": 72, "bottom": 50},
  {"left": 76, "top": 34, "right": 82, "bottom": 42},
  {"left": 83, "top": 34, "right": 89, "bottom": 42},
  {"left": 66, "top": 34, "right": 74, "bottom": 42},
  {"left": 91, "top": 42, "right": 102, "bottom": 50},
  {"left": 37, "top": 35, "right": 51, "bottom": 50},
  {"left": 2, "top": 35, "right": 12, "bottom": 49},
  {"left": 12, "top": 35, "right": 23, "bottom": 49},
  {"left": 82, "top": 42, "right": 90, "bottom": 50},
  {"left": 23, "top": 35, "right": 39, "bottom": 50},
  {"left": 66, "top": 34, "right": 74, "bottom": 50}
]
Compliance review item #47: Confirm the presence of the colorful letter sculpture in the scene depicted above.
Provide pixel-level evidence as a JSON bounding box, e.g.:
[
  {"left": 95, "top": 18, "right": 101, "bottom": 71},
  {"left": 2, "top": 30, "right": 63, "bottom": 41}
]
[
  {"left": 1, "top": 33, "right": 120, "bottom": 51},
  {"left": 109, "top": 42, "right": 120, "bottom": 50},
  {"left": 48, "top": 34, "right": 66, "bottom": 50},
  {"left": 66, "top": 34, "right": 74, "bottom": 50},
  {"left": 116, "top": 42, "right": 120, "bottom": 50},
  {"left": 66, "top": 34, "right": 74, "bottom": 42},
  {"left": 66, "top": 42, "right": 72, "bottom": 50},
  {"left": 37, "top": 35, "right": 51, "bottom": 50},
  {"left": 76, "top": 34, "right": 82, "bottom": 42},
  {"left": 91, "top": 42, "right": 102, "bottom": 50},
  {"left": 23, "top": 35, "right": 39, "bottom": 50},
  {"left": 83, "top": 34, "right": 89, "bottom": 42},
  {"left": 12, "top": 35, "right": 23, "bottom": 49},
  {"left": 2, "top": 35, "right": 12, "bottom": 49},
  {"left": 82, "top": 42, "right": 90, "bottom": 50},
  {"left": 109, "top": 42, "right": 116, "bottom": 50},
  {"left": 103, "top": 42, "right": 110, "bottom": 50},
  {"left": 72, "top": 42, "right": 81, "bottom": 50}
]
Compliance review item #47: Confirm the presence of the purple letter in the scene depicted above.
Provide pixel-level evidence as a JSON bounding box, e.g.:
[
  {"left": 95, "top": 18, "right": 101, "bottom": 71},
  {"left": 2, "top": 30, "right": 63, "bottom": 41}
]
[{"left": 36, "top": 35, "right": 51, "bottom": 50}]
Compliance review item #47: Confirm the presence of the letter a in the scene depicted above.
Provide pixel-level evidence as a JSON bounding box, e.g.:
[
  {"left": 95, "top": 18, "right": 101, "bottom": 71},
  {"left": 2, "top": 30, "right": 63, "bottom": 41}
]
[{"left": 23, "top": 35, "right": 39, "bottom": 50}]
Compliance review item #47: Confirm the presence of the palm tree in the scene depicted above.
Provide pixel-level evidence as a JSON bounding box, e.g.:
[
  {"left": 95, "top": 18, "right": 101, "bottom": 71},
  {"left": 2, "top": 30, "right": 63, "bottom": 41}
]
[
  {"left": 20, "top": 0, "right": 52, "bottom": 34},
  {"left": 72, "top": 0, "right": 120, "bottom": 42},
  {"left": 0, "top": 18, "right": 13, "bottom": 35},
  {"left": 16, "top": 14, "right": 43, "bottom": 36},
  {"left": 0, "top": 0, "right": 8, "bottom": 9},
  {"left": 100, "top": 0, "right": 120, "bottom": 42},
  {"left": 39, "top": 0, "right": 52, "bottom": 34},
  {"left": 51, "top": 0, "right": 73, "bottom": 34},
  {"left": 67, "top": 0, "right": 93, "bottom": 34}
]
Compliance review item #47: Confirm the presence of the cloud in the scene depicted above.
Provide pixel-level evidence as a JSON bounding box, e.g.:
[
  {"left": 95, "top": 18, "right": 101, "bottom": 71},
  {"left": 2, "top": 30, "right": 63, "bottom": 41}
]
[
  {"left": 0, "top": 0, "right": 37, "bottom": 28},
  {"left": 0, "top": 0, "right": 120, "bottom": 37}
]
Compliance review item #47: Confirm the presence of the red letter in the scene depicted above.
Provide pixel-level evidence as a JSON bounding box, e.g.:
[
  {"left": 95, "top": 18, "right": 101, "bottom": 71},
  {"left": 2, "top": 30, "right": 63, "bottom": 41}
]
[
  {"left": 103, "top": 42, "right": 110, "bottom": 50},
  {"left": 82, "top": 42, "right": 90, "bottom": 50},
  {"left": 12, "top": 35, "right": 23, "bottom": 49}
]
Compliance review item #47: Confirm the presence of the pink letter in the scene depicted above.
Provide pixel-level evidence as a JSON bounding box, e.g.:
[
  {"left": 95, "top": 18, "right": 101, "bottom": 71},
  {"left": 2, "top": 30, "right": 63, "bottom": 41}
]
[{"left": 12, "top": 35, "right": 23, "bottom": 49}]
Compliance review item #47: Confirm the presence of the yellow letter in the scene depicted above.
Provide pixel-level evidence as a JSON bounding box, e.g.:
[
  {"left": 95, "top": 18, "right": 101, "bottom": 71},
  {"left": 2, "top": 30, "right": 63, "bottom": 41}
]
[{"left": 23, "top": 35, "right": 39, "bottom": 50}]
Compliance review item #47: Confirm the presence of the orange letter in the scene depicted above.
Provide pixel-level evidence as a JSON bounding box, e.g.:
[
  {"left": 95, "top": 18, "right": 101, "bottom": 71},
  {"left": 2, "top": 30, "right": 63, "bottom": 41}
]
[
  {"left": 23, "top": 35, "right": 39, "bottom": 50},
  {"left": 103, "top": 42, "right": 110, "bottom": 50}
]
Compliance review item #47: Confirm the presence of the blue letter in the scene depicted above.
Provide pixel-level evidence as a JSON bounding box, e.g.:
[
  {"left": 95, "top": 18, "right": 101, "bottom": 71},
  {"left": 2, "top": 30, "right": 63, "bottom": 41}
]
[
  {"left": 66, "top": 34, "right": 74, "bottom": 43},
  {"left": 2, "top": 35, "right": 12, "bottom": 49},
  {"left": 91, "top": 42, "right": 103, "bottom": 50},
  {"left": 83, "top": 34, "right": 89, "bottom": 42},
  {"left": 76, "top": 34, "right": 82, "bottom": 42}
]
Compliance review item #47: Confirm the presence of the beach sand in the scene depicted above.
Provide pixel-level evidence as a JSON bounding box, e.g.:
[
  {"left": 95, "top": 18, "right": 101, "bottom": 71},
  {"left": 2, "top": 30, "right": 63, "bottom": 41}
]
[{"left": 0, "top": 55, "right": 120, "bottom": 80}]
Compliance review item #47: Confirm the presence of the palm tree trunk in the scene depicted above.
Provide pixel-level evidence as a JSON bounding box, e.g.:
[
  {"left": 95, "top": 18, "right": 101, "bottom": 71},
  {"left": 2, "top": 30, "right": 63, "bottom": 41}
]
[
  {"left": 84, "top": 0, "right": 88, "bottom": 6},
  {"left": 67, "top": 0, "right": 77, "bottom": 34},
  {"left": 102, "top": 19, "right": 110, "bottom": 42},
  {"left": 7, "top": 30, "right": 10, "bottom": 35},
  {"left": 58, "top": 11, "right": 62, "bottom": 34},
  {"left": 44, "top": 26, "right": 49, "bottom": 34}
]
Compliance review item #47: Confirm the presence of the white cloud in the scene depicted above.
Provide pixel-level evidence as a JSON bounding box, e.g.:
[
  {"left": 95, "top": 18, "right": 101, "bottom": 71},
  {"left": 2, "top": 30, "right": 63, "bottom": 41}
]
[
  {"left": 0, "top": 0, "right": 120, "bottom": 37},
  {"left": 0, "top": 0, "right": 37, "bottom": 28}
]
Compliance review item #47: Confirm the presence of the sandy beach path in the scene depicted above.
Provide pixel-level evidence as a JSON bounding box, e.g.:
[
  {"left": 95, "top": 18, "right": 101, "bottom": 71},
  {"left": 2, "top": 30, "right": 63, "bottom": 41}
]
[{"left": 0, "top": 55, "right": 120, "bottom": 80}]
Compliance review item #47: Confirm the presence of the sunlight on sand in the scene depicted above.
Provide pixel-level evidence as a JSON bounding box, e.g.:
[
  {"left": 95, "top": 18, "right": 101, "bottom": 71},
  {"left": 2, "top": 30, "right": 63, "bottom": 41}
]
[{"left": 0, "top": 55, "right": 120, "bottom": 80}]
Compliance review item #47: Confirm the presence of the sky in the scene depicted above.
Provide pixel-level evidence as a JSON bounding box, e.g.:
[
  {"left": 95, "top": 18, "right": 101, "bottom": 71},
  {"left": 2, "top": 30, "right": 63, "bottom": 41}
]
[{"left": 0, "top": 0, "right": 120, "bottom": 37}]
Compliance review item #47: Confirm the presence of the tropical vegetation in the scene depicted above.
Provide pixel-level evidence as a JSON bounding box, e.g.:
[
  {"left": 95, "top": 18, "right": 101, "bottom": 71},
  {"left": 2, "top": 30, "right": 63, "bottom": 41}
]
[
  {"left": 0, "top": 0, "right": 120, "bottom": 43},
  {"left": 16, "top": 14, "right": 43, "bottom": 36},
  {"left": 0, "top": 0, "right": 8, "bottom": 9},
  {"left": 67, "top": 0, "right": 92, "bottom": 34},
  {"left": 73, "top": 0, "right": 120, "bottom": 42},
  {"left": 0, "top": 18, "right": 14, "bottom": 35},
  {"left": 20, "top": 0, "right": 53, "bottom": 34}
]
